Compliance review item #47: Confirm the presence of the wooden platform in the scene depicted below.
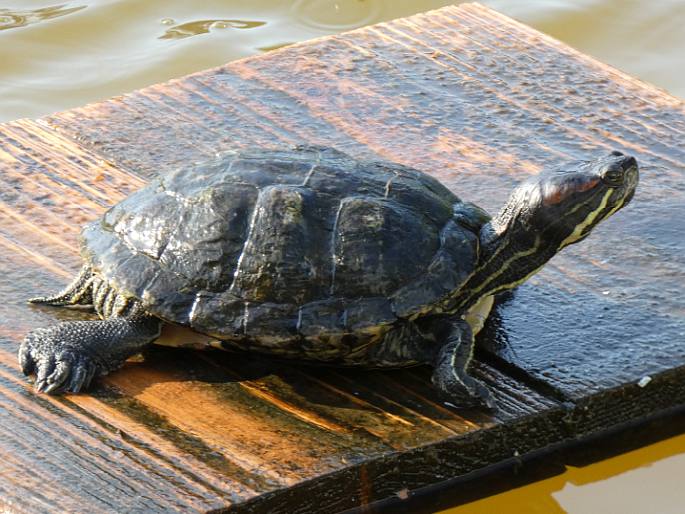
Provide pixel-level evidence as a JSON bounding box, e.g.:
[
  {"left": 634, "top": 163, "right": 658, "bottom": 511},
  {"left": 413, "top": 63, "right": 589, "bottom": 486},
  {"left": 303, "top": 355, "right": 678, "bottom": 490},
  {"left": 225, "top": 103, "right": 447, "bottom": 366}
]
[{"left": 0, "top": 3, "right": 683, "bottom": 512}]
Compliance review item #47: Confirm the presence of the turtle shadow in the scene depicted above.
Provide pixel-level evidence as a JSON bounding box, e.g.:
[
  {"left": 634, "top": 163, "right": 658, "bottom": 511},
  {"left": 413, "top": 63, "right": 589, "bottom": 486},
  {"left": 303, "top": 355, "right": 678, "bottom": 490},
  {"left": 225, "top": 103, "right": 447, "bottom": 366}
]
[
  {"left": 113, "top": 344, "right": 283, "bottom": 389},
  {"left": 103, "top": 342, "right": 493, "bottom": 426}
]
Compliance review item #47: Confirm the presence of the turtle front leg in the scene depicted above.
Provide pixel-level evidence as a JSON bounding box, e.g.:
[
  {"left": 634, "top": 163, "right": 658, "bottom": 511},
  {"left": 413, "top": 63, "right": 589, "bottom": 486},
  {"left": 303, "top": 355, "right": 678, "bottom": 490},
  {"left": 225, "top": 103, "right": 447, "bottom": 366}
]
[
  {"left": 19, "top": 308, "right": 161, "bottom": 394},
  {"left": 430, "top": 317, "right": 496, "bottom": 409}
]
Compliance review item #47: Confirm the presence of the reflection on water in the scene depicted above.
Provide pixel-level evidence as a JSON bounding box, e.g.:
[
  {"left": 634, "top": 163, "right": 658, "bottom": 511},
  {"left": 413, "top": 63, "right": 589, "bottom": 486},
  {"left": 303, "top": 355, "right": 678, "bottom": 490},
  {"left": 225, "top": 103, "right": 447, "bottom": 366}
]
[
  {"left": 0, "top": 3, "right": 85, "bottom": 31},
  {"left": 291, "top": 0, "right": 382, "bottom": 29},
  {"left": 443, "top": 431, "right": 685, "bottom": 514},
  {"left": 158, "top": 19, "right": 266, "bottom": 40}
]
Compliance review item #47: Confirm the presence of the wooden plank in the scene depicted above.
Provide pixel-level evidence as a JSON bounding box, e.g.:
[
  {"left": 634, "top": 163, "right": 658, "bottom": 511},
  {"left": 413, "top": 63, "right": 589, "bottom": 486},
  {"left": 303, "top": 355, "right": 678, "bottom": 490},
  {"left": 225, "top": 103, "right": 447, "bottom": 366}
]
[{"left": 0, "top": 2, "right": 683, "bottom": 511}]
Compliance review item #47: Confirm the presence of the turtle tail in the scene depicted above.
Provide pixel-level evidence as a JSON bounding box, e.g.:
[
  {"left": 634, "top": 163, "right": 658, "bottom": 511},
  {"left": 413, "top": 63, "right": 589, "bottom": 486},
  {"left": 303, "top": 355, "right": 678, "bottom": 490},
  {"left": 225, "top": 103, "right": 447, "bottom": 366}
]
[{"left": 29, "top": 265, "right": 95, "bottom": 307}]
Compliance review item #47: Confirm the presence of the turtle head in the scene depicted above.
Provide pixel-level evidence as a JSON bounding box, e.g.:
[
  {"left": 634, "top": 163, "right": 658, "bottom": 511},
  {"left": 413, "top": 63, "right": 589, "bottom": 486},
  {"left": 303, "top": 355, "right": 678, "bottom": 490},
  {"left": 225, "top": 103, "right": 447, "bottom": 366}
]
[
  {"left": 458, "top": 151, "right": 638, "bottom": 307},
  {"left": 494, "top": 150, "right": 638, "bottom": 252}
]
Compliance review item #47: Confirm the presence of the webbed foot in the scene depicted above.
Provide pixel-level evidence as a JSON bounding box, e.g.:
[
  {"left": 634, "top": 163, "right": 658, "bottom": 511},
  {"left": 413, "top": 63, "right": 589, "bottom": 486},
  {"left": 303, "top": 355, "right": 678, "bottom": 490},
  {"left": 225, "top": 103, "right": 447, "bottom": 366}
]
[
  {"left": 20, "top": 326, "right": 99, "bottom": 394},
  {"left": 19, "top": 314, "right": 162, "bottom": 395}
]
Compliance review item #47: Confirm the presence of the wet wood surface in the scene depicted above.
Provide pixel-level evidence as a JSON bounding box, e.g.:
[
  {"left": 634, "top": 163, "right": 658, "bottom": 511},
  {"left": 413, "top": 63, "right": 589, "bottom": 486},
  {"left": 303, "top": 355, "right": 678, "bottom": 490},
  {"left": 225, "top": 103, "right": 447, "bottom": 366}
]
[{"left": 0, "top": 3, "right": 683, "bottom": 512}]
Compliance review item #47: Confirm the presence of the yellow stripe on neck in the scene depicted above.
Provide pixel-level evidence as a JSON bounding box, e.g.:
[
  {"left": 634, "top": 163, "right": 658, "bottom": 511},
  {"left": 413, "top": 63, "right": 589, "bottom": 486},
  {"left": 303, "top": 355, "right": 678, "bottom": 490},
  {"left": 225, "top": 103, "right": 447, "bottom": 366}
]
[
  {"left": 558, "top": 189, "right": 614, "bottom": 250},
  {"left": 468, "top": 237, "right": 540, "bottom": 299}
]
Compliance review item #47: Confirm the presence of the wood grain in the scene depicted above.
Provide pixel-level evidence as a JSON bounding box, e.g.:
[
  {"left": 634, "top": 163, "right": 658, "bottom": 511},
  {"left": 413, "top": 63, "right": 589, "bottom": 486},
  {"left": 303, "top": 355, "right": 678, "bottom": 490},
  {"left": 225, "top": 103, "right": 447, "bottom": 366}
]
[{"left": 0, "top": 2, "right": 683, "bottom": 512}]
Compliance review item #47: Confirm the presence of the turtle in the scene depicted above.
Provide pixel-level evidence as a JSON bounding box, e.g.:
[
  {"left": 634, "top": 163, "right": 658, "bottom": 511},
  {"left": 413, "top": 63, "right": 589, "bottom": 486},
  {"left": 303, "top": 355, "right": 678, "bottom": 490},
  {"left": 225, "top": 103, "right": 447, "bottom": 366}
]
[{"left": 19, "top": 145, "right": 639, "bottom": 407}]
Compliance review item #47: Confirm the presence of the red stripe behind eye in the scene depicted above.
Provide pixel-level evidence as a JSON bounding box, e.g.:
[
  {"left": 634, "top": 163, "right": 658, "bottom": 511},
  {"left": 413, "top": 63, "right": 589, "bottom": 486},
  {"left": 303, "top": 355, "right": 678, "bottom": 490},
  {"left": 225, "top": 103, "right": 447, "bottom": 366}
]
[{"left": 543, "top": 178, "right": 600, "bottom": 205}]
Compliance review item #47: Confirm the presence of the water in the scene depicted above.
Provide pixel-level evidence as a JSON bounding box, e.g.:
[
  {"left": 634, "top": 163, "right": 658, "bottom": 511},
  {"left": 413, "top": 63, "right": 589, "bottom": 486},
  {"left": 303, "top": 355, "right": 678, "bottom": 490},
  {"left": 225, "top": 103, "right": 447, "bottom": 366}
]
[
  {"left": 0, "top": 0, "right": 683, "bottom": 122},
  {"left": 443, "top": 431, "right": 685, "bottom": 514},
  {"left": 0, "top": 1, "right": 683, "bottom": 512}
]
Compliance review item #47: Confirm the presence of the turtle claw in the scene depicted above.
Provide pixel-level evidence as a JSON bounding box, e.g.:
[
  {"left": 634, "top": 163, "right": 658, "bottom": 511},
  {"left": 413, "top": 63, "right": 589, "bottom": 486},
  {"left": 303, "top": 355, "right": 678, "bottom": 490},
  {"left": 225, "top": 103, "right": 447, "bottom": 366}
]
[
  {"left": 19, "top": 326, "right": 101, "bottom": 395},
  {"left": 84, "top": 363, "right": 97, "bottom": 389},
  {"left": 33, "top": 354, "right": 54, "bottom": 393},
  {"left": 19, "top": 316, "right": 161, "bottom": 395},
  {"left": 472, "top": 381, "right": 498, "bottom": 411},
  {"left": 18, "top": 342, "right": 34, "bottom": 376},
  {"left": 45, "top": 359, "right": 71, "bottom": 392},
  {"left": 433, "top": 372, "right": 498, "bottom": 410},
  {"left": 67, "top": 362, "right": 89, "bottom": 394},
  {"left": 44, "top": 377, "right": 66, "bottom": 394}
]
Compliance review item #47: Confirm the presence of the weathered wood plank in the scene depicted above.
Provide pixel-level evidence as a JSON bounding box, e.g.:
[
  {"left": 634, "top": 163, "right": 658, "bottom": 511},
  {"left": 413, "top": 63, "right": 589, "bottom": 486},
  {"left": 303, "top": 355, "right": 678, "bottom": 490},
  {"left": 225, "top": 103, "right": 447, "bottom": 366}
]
[{"left": 1, "top": 2, "right": 684, "bottom": 511}]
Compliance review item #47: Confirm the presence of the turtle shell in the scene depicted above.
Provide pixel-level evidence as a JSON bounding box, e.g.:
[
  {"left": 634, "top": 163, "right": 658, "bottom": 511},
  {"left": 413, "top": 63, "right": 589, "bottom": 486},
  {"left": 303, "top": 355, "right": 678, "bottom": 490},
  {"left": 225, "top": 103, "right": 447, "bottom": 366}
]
[{"left": 81, "top": 146, "right": 480, "bottom": 347}]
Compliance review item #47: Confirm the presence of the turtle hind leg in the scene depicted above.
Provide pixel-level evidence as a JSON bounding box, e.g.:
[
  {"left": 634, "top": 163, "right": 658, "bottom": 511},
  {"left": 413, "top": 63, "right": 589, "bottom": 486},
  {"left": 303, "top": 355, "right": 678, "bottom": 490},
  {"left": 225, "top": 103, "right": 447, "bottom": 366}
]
[
  {"left": 430, "top": 317, "right": 497, "bottom": 409},
  {"left": 19, "top": 303, "right": 162, "bottom": 394},
  {"left": 29, "top": 265, "right": 94, "bottom": 306}
]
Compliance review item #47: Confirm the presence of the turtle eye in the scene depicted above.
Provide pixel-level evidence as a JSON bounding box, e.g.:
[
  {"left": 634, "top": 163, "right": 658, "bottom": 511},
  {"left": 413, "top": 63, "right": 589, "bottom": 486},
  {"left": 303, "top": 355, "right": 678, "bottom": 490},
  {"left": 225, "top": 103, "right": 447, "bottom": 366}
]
[{"left": 601, "top": 166, "right": 624, "bottom": 186}]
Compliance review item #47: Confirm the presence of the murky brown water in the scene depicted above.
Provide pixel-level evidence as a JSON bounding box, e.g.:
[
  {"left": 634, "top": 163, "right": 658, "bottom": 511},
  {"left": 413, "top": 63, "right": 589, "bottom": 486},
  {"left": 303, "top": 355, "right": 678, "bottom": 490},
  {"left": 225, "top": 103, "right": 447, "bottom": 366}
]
[
  {"left": 0, "top": 1, "right": 683, "bottom": 512},
  {"left": 0, "top": 0, "right": 683, "bottom": 123}
]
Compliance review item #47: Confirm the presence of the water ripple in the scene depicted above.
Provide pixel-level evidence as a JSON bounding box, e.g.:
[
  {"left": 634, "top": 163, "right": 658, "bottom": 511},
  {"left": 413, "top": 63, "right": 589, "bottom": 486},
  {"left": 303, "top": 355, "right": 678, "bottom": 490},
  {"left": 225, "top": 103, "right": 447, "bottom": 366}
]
[
  {"left": 158, "top": 19, "right": 266, "bottom": 40},
  {"left": 0, "top": 4, "right": 86, "bottom": 32},
  {"left": 291, "top": 0, "right": 382, "bottom": 30}
]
